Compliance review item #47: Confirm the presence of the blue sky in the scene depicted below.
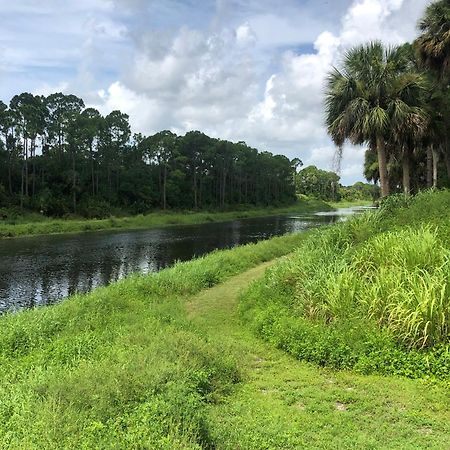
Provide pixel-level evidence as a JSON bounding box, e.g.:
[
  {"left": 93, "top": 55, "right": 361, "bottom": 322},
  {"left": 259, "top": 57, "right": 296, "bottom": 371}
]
[{"left": 0, "top": 0, "right": 429, "bottom": 184}]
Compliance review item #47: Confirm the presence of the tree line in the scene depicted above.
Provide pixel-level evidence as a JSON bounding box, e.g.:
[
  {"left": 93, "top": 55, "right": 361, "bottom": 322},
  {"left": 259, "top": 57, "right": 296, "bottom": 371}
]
[
  {"left": 325, "top": 0, "right": 450, "bottom": 197},
  {"left": 0, "top": 94, "right": 296, "bottom": 217},
  {"left": 295, "top": 165, "right": 379, "bottom": 202}
]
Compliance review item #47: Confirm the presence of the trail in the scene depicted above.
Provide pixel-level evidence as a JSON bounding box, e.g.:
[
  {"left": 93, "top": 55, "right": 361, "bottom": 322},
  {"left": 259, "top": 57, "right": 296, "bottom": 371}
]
[{"left": 185, "top": 260, "right": 450, "bottom": 450}]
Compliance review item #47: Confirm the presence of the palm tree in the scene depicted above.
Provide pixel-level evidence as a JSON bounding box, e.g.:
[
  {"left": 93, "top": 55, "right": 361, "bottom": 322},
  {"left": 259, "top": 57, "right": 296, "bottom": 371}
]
[
  {"left": 325, "top": 42, "right": 425, "bottom": 197},
  {"left": 416, "top": 0, "right": 450, "bottom": 185},
  {"left": 415, "top": 0, "right": 450, "bottom": 80}
]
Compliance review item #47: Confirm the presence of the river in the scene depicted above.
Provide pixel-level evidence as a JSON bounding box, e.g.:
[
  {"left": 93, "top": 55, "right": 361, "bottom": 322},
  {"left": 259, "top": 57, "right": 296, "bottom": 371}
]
[{"left": 0, "top": 207, "right": 367, "bottom": 313}]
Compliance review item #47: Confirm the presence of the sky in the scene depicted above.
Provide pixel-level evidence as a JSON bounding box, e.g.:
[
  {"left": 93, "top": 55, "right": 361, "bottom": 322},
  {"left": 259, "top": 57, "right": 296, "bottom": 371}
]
[{"left": 0, "top": 0, "right": 430, "bottom": 184}]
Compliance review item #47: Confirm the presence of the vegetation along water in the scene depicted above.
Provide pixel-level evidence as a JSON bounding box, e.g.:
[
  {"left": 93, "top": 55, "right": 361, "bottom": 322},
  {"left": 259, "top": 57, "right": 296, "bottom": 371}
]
[
  {"left": 0, "top": 203, "right": 356, "bottom": 313},
  {"left": 0, "top": 190, "right": 449, "bottom": 449}
]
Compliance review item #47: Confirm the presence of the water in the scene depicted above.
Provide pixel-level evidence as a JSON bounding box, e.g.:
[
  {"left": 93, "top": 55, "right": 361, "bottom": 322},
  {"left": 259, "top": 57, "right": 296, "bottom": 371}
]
[{"left": 0, "top": 207, "right": 368, "bottom": 313}]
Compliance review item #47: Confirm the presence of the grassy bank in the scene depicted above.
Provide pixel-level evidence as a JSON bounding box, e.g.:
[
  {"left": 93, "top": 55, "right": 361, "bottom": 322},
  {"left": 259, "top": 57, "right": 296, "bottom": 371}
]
[
  {"left": 0, "top": 232, "right": 309, "bottom": 449},
  {"left": 326, "top": 199, "right": 374, "bottom": 208},
  {"left": 0, "top": 199, "right": 332, "bottom": 239},
  {"left": 2, "top": 191, "right": 448, "bottom": 448},
  {"left": 190, "top": 263, "right": 450, "bottom": 449},
  {"left": 240, "top": 190, "right": 450, "bottom": 380}
]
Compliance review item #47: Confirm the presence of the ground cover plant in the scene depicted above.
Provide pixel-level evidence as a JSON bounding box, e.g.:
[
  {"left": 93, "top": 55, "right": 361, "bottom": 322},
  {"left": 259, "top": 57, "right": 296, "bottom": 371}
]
[
  {"left": 240, "top": 190, "right": 450, "bottom": 380},
  {"left": 1, "top": 191, "right": 449, "bottom": 449}
]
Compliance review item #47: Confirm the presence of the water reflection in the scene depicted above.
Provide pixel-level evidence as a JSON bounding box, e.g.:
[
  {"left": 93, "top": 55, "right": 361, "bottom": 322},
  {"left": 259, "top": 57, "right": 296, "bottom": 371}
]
[{"left": 0, "top": 208, "right": 364, "bottom": 313}]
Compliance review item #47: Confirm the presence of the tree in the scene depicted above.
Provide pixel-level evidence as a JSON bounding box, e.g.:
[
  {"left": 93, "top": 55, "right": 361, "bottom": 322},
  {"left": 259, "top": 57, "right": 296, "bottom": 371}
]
[
  {"left": 140, "top": 131, "right": 177, "bottom": 210},
  {"left": 415, "top": 0, "right": 450, "bottom": 80},
  {"left": 325, "top": 42, "right": 425, "bottom": 197},
  {"left": 0, "top": 91, "right": 299, "bottom": 216},
  {"left": 9, "top": 93, "right": 46, "bottom": 205},
  {"left": 0, "top": 101, "right": 15, "bottom": 195},
  {"left": 79, "top": 108, "right": 103, "bottom": 196},
  {"left": 99, "top": 110, "right": 131, "bottom": 199},
  {"left": 296, "top": 165, "right": 340, "bottom": 201},
  {"left": 45, "top": 93, "right": 85, "bottom": 156}
]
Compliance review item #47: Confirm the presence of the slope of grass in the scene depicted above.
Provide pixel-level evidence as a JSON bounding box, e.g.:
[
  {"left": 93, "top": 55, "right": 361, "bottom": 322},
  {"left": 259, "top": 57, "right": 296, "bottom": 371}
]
[
  {"left": 0, "top": 199, "right": 331, "bottom": 239},
  {"left": 240, "top": 190, "right": 450, "bottom": 380},
  {"left": 186, "top": 262, "right": 450, "bottom": 449},
  {"left": 0, "top": 232, "right": 308, "bottom": 449},
  {"left": 2, "top": 190, "right": 449, "bottom": 448}
]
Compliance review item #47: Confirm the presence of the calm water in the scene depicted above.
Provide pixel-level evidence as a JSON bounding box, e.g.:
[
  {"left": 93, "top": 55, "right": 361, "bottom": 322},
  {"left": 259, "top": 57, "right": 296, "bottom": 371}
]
[{"left": 0, "top": 207, "right": 367, "bottom": 313}]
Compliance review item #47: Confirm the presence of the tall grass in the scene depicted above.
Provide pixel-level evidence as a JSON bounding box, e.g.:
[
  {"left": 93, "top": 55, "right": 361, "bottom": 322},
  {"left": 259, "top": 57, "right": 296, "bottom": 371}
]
[
  {"left": 240, "top": 190, "right": 450, "bottom": 379},
  {"left": 352, "top": 227, "right": 450, "bottom": 348}
]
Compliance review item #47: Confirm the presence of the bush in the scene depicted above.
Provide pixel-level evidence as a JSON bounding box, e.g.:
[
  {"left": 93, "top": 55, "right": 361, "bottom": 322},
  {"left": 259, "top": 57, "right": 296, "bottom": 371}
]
[{"left": 77, "top": 198, "right": 113, "bottom": 219}]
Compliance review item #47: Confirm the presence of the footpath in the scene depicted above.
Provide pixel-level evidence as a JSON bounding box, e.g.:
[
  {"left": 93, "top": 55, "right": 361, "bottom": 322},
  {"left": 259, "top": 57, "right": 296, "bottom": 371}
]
[{"left": 185, "top": 262, "right": 450, "bottom": 449}]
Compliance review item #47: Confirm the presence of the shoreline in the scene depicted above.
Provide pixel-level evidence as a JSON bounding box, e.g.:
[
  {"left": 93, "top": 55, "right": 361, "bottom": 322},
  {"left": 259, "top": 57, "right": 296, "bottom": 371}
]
[{"left": 0, "top": 199, "right": 369, "bottom": 240}]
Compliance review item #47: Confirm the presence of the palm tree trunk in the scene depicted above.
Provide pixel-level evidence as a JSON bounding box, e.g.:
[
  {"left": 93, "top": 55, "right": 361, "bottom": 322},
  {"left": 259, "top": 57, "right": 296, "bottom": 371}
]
[
  {"left": 426, "top": 146, "right": 433, "bottom": 188},
  {"left": 376, "top": 136, "right": 389, "bottom": 197},
  {"left": 432, "top": 146, "right": 439, "bottom": 188},
  {"left": 402, "top": 148, "right": 411, "bottom": 196}
]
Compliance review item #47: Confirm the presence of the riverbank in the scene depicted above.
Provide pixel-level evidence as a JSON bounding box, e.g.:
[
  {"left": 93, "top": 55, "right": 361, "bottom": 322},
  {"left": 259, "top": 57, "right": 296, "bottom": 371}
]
[
  {"left": 0, "top": 192, "right": 449, "bottom": 448},
  {"left": 0, "top": 198, "right": 335, "bottom": 239},
  {"left": 0, "top": 232, "right": 308, "bottom": 448},
  {"left": 326, "top": 199, "right": 373, "bottom": 208}
]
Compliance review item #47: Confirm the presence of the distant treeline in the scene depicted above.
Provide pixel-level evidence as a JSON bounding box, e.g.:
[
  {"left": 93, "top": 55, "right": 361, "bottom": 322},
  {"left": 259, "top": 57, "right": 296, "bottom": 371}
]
[
  {"left": 0, "top": 93, "right": 296, "bottom": 217},
  {"left": 295, "top": 165, "right": 380, "bottom": 202}
]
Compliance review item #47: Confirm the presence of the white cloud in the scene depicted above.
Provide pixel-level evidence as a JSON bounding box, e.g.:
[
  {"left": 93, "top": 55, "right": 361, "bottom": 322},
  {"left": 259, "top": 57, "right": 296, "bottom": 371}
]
[
  {"left": 235, "top": 23, "right": 256, "bottom": 46},
  {"left": 33, "top": 81, "right": 70, "bottom": 97},
  {"left": 0, "top": 0, "right": 430, "bottom": 184}
]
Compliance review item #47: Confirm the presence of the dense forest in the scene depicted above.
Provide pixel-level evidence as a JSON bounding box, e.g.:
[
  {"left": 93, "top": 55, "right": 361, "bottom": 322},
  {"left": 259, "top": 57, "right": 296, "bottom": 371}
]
[
  {"left": 325, "top": 0, "right": 450, "bottom": 197},
  {"left": 0, "top": 99, "right": 296, "bottom": 217}
]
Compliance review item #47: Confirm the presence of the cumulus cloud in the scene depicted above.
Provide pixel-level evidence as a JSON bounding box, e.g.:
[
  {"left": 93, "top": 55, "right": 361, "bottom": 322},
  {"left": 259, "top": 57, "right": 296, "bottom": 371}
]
[{"left": 0, "top": 0, "right": 430, "bottom": 184}]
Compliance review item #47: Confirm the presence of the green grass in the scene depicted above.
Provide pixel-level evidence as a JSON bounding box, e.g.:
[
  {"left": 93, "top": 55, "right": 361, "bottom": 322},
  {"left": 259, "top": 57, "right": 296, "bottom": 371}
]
[
  {"left": 0, "top": 232, "right": 309, "bottom": 449},
  {"left": 240, "top": 190, "right": 450, "bottom": 380},
  {"left": 0, "top": 198, "right": 331, "bottom": 239},
  {"left": 326, "top": 199, "right": 374, "bottom": 208},
  {"left": 187, "top": 263, "right": 450, "bottom": 449},
  {"left": 1, "top": 190, "right": 449, "bottom": 448}
]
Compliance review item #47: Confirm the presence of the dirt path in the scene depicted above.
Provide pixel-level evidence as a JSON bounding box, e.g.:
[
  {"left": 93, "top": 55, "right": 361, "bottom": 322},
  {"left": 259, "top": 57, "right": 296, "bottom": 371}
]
[{"left": 185, "top": 260, "right": 450, "bottom": 450}]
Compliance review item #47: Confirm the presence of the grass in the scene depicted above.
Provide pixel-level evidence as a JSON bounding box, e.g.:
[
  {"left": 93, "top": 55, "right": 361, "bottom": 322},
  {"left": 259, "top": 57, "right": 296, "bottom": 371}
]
[
  {"left": 0, "top": 198, "right": 332, "bottom": 239},
  {"left": 0, "top": 232, "right": 309, "bottom": 449},
  {"left": 240, "top": 190, "right": 450, "bottom": 379},
  {"left": 2, "top": 190, "right": 449, "bottom": 448},
  {"left": 326, "top": 199, "right": 374, "bottom": 208},
  {"left": 187, "top": 262, "right": 450, "bottom": 449}
]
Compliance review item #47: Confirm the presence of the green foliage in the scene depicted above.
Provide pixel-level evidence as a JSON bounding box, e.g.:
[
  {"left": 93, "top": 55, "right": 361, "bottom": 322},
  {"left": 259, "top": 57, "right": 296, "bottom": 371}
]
[
  {"left": 296, "top": 165, "right": 340, "bottom": 201},
  {"left": 415, "top": 0, "right": 450, "bottom": 79},
  {"left": 339, "top": 181, "right": 379, "bottom": 201},
  {"left": 0, "top": 96, "right": 297, "bottom": 216},
  {"left": 240, "top": 190, "right": 450, "bottom": 380}
]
